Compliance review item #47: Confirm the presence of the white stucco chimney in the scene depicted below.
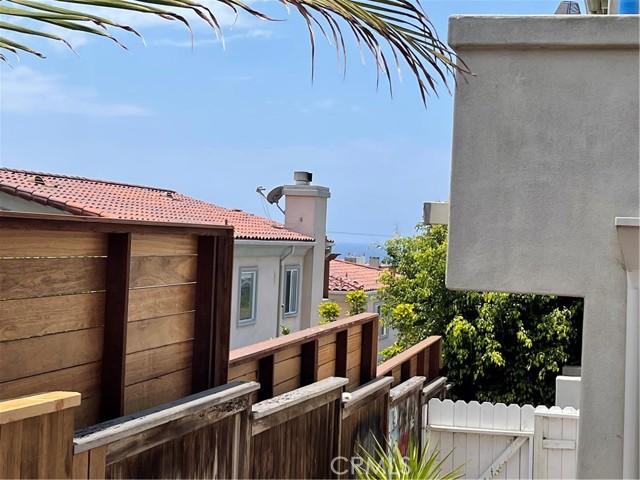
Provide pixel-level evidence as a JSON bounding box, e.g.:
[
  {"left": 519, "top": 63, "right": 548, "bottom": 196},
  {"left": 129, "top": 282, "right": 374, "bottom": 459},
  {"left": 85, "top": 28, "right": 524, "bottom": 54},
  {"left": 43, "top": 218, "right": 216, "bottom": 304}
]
[{"left": 283, "top": 172, "right": 330, "bottom": 327}]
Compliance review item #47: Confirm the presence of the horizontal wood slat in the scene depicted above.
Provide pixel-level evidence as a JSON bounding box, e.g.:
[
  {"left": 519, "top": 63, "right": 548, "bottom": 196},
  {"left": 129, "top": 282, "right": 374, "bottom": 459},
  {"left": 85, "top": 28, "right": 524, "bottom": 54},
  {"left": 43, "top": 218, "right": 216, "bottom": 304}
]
[
  {"left": 273, "top": 346, "right": 301, "bottom": 364},
  {"left": 129, "top": 256, "right": 197, "bottom": 288},
  {"left": 126, "top": 313, "right": 194, "bottom": 354},
  {"left": 318, "top": 342, "right": 336, "bottom": 366},
  {"left": 0, "top": 292, "right": 105, "bottom": 342},
  {"left": 0, "top": 258, "right": 106, "bottom": 300},
  {"left": 130, "top": 234, "right": 198, "bottom": 256},
  {"left": 228, "top": 361, "right": 259, "bottom": 382},
  {"left": 0, "top": 362, "right": 101, "bottom": 401},
  {"left": 0, "top": 328, "right": 103, "bottom": 383},
  {"left": 273, "top": 356, "right": 301, "bottom": 386},
  {"left": 127, "top": 284, "right": 196, "bottom": 322},
  {"left": 125, "top": 341, "right": 193, "bottom": 387},
  {"left": 124, "top": 368, "right": 192, "bottom": 415},
  {"left": 0, "top": 229, "right": 108, "bottom": 258}
]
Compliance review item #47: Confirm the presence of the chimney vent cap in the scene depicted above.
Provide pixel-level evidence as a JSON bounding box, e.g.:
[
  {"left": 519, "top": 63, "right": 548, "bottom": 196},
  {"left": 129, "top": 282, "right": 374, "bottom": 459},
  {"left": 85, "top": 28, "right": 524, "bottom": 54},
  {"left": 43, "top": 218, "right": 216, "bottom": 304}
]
[{"left": 294, "top": 171, "right": 313, "bottom": 185}]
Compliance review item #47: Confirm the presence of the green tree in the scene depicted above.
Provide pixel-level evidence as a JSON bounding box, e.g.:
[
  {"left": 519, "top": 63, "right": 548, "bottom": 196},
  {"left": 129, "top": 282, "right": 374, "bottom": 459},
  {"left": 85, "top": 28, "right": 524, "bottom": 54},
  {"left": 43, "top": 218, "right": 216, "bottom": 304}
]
[
  {"left": 346, "top": 289, "right": 368, "bottom": 316},
  {"left": 0, "top": 0, "right": 468, "bottom": 105},
  {"left": 378, "top": 224, "right": 583, "bottom": 405},
  {"left": 318, "top": 300, "right": 341, "bottom": 324}
]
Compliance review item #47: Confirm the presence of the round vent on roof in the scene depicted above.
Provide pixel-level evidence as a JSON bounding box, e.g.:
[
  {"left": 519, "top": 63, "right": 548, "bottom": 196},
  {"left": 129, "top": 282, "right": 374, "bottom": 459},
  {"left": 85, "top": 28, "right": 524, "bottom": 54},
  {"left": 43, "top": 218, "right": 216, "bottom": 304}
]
[{"left": 34, "top": 176, "right": 45, "bottom": 185}]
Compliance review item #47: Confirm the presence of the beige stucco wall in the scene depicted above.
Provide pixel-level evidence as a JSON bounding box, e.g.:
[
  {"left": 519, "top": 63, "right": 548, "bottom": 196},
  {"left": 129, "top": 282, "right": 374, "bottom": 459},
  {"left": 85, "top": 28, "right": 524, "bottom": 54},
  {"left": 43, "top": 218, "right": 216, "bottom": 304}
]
[{"left": 446, "top": 15, "right": 639, "bottom": 478}]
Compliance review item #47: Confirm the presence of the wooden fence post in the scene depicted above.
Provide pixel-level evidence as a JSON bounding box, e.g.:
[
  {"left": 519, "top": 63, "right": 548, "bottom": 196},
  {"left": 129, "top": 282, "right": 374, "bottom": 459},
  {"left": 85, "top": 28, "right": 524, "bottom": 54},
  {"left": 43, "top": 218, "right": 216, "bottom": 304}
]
[
  {"left": 0, "top": 392, "right": 80, "bottom": 479},
  {"left": 359, "top": 316, "right": 378, "bottom": 383},
  {"left": 101, "top": 233, "right": 131, "bottom": 420},
  {"left": 300, "top": 340, "right": 319, "bottom": 386}
]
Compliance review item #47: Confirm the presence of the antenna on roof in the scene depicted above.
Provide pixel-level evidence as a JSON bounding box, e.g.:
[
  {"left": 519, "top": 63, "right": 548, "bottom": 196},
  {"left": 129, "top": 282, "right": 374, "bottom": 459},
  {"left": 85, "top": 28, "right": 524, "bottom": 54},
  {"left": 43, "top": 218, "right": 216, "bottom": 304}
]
[{"left": 256, "top": 185, "right": 285, "bottom": 215}]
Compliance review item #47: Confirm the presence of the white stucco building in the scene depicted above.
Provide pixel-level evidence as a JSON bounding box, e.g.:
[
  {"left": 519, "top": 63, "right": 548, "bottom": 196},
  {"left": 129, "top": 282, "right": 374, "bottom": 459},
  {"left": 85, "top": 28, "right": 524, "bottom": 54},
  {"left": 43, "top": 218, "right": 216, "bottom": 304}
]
[
  {"left": 0, "top": 168, "right": 331, "bottom": 349},
  {"left": 444, "top": 15, "right": 639, "bottom": 478}
]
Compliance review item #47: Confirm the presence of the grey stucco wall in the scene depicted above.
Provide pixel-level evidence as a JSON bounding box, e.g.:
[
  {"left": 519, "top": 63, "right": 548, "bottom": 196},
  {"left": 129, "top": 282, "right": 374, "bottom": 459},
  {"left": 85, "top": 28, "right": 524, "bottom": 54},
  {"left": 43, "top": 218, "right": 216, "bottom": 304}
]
[{"left": 446, "top": 16, "right": 639, "bottom": 478}]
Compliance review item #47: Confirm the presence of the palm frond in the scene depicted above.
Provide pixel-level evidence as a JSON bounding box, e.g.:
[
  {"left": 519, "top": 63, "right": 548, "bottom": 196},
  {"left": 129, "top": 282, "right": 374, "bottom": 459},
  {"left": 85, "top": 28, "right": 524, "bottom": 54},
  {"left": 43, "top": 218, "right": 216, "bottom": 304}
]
[{"left": 0, "top": 0, "right": 470, "bottom": 104}]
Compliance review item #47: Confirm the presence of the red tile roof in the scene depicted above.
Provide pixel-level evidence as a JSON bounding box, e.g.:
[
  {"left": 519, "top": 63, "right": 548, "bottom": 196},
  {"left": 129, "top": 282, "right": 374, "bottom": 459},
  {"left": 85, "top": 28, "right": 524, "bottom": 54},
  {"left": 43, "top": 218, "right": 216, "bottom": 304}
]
[
  {"left": 329, "top": 259, "right": 383, "bottom": 292},
  {"left": 0, "top": 168, "right": 313, "bottom": 241}
]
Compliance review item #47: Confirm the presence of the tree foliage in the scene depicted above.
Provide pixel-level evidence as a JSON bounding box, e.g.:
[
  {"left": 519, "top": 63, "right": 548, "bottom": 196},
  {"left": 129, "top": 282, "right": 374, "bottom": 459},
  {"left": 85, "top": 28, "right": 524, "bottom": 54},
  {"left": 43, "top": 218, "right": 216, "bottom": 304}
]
[
  {"left": 318, "top": 300, "right": 342, "bottom": 324},
  {"left": 378, "top": 224, "right": 583, "bottom": 405},
  {"left": 346, "top": 289, "right": 368, "bottom": 316}
]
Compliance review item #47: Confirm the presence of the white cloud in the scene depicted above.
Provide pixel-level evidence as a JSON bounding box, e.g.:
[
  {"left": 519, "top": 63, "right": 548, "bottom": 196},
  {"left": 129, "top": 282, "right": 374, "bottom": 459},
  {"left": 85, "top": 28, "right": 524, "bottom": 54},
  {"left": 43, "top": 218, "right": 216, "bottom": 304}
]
[
  {"left": 152, "top": 27, "right": 273, "bottom": 48},
  {"left": 0, "top": 66, "right": 150, "bottom": 117}
]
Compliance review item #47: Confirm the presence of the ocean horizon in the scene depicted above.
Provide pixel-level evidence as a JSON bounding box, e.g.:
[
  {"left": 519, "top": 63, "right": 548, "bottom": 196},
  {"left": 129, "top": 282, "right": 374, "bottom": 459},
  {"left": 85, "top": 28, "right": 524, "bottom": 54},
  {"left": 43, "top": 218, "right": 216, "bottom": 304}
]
[{"left": 330, "top": 240, "right": 388, "bottom": 262}]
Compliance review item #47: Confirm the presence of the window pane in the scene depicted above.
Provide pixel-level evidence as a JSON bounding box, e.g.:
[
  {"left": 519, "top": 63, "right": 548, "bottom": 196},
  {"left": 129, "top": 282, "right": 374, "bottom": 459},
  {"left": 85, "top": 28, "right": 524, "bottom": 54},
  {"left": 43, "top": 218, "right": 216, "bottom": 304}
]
[
  {"left": 239, "top": 272, "right": 255, "bottom": 322},
  {"left": 284, "top": 267, "right": 299, "bottom": 315}
]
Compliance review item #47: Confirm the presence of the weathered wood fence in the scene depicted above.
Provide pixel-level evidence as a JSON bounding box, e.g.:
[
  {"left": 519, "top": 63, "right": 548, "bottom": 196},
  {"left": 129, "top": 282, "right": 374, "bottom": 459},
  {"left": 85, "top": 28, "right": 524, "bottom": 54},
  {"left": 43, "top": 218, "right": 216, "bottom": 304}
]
[
  {"left": 0, "top": 212, "right": 234, "bottom": 428},
  {"left": 0, "top": 374, "right": 448, "bottom": 479},
  {"left": 425, "top": 399, "right": 579, "bottom": 479}
]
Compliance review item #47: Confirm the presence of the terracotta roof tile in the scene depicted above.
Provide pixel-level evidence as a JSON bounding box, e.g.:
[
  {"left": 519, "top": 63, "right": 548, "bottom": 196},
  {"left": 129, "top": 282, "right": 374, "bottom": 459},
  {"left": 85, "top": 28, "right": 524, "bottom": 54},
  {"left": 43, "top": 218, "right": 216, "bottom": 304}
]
[
  {"left": 0, "top": 168, "right": 313, "bottom": 242},
  {"left": 328, "top": 259, "right": 383, "bottom": 292}
]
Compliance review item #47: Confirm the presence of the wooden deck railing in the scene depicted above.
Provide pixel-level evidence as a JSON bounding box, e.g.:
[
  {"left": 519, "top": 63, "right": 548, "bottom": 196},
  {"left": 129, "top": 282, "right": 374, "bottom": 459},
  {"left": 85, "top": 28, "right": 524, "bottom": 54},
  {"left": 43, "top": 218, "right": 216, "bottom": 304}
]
[
  {"left": 376, "top": 335, "right": 443, "bottom": 386},
  {"left": 229, "top": 313, "right": 379, "bottom": 399},
  {"left": 0, "top": 212, "right": 234, "bottom": 428}
]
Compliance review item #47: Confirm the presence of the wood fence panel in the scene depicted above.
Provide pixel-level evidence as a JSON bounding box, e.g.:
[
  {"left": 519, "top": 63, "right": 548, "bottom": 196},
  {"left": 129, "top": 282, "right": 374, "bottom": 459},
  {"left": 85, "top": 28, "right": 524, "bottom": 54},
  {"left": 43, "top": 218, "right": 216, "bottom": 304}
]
[
  {"left": 0, "top": 292, "right": 105, "bottom": 342},
  {"left": 74, "top": 382, "right": 259, "bottom": 480},
  {"left": 377, "top": 336, "right": 443, "bottom": 387},
  {"left": 129, "top": 255, "right": 197, "bottom": 288},
  {"left": 130, "top": 234, "right": 197, "bottom": 256},
  {"left": 0, "top": 213, "right": 233, "bottom": 429},
  {"left": 0, "top": 257, "right": 107, "bottom": 300},
  {"left": 126, "top": 313, "right": 194, "bottom": 354},
  {"left": 0, "top": 391, "right": 80, "bottom": 479},
  {"left": 389, "top": 377, "right": 424, "bottom": 457},
  {"left": 0, "top": 328, "right": 103, "bottom": 383},
  {"left": 229, "top": 314, "right": 382, "bottom": 399},
  {"left": 124, "top": 341, "right": 193, "bottom": 386},
  {"left": 124, "top": 368, "right": 192, "bottom": 415},
  {"left": 127, "top": 284, "right": 196, "bottom": 322},
  {"left": 341, "top": 377, "right": 393, "bottom": 466},
  {"left": 0, "top": 362, "right": 102, "bottom": 429},
  {"left": 0, "top": 229, "right": 108, "bottom": 258},
  {"left": 250, "top": 377, "right": 347, "bottom": 479}
]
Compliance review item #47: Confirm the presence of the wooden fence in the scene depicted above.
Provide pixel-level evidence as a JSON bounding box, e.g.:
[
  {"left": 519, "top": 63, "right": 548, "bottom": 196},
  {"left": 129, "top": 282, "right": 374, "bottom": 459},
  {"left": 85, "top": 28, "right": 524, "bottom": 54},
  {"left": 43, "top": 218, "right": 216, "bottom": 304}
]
[
  {"left": 0, "top": 212, "right": 234, "bottom": 428},
  {"left": 425, "top": 399, "right": 579, "bottom": 480},
  {"left": 250, "top": 377, "right": 346, "bottom": 478},
  {"left": 376, "top": 335, "right": 442, "bottom": 386},
  {"left": 72, "top": 381, "right": 258, "bottom": 479},
  {"left": 0, "top": 374, "right": 448, "bottom": 479},
  {"left": 229, "top": 314, "right": 444, "bottom": 401},
  {"left": 229, "top": 313, "right": 380, "bottom": 399},
  {"left": 389, "top": 376, "right": 425, "bottom": 456},
  {"left": 341, "top": 377, "right": 394, "bottom": 467}
]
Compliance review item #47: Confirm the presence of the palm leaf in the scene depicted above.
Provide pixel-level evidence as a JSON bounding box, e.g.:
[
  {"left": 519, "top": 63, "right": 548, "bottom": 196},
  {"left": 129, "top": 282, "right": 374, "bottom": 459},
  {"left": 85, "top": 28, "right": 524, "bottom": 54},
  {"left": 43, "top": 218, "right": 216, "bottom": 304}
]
[{"left": 0, "top": 0, "right": 470, "bottom": 104}]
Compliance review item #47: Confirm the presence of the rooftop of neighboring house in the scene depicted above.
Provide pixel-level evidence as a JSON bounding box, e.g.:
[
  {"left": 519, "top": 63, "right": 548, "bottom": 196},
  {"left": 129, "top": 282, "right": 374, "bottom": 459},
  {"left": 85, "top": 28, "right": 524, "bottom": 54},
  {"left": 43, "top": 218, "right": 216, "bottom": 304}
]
[
  {"left": 0, "top": 168, "right": 313, "bottom": 242},
  {"left": 328, "top": 258, "right": 384, "bottom": 292}
]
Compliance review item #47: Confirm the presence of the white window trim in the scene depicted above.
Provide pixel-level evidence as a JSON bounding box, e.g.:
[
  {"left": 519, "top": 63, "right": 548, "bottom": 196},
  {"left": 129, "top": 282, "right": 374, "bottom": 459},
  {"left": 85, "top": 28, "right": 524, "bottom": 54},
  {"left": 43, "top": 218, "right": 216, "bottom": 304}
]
[
  {"left": 283, "top": 265, "right": 300, "bottom": 317},
  {"left": 375, "top": 302, "right": 389, "bottom": 339},
  {"left": 237, "top": 267, "right": 258, "bottom": 326}
]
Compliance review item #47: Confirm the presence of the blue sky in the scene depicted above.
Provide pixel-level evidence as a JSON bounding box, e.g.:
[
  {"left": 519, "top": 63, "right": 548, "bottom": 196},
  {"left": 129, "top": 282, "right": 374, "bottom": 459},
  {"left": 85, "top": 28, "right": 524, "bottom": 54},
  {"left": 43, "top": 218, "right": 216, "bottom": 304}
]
[{"left": 0, "top": 0, "right": 560, "bottom": 246}]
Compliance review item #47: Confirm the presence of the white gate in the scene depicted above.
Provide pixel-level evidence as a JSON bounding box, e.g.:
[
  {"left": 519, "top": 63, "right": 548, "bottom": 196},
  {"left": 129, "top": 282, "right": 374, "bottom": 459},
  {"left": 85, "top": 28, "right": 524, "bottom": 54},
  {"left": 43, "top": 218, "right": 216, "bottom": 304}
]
[{"left": 424, "top": 399, "right": 579, "bottom": 479}]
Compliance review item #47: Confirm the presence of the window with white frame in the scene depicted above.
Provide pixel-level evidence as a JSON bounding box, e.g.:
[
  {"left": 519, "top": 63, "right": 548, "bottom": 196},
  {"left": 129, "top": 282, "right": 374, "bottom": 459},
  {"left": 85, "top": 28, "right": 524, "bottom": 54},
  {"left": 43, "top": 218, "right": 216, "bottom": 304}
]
[
  {"left": 284, "top": 266, "right": 300, "bottom": 316},
  {"left": 238, "top": 268, "right": 257, "bottom": 325},
  {"left": 376, "top": 303, "right": 388, "bottom": 339}
]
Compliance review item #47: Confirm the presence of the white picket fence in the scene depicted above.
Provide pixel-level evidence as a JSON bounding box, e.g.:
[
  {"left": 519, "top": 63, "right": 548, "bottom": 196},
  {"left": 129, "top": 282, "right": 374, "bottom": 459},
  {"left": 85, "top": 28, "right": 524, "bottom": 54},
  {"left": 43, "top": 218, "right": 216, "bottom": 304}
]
[{"left": 423, "top": 399, "right": 579, "bottom": 480}]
